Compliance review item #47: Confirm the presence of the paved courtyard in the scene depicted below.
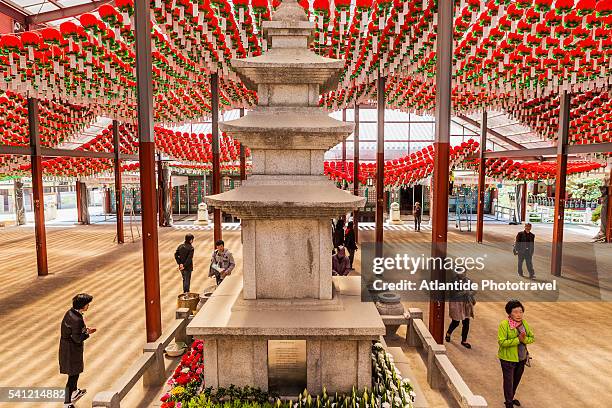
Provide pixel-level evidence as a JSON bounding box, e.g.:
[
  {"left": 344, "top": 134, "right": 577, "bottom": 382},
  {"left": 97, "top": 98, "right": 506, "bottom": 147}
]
[{"left": 0, "top": 221, "right": 610, "bottom": 407}]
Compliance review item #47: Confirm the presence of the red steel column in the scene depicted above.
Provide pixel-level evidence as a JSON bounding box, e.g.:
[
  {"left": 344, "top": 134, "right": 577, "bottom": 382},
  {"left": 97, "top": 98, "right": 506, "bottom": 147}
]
[
  {"left": 76, "top": 181, "right": 83, "bottom": 224},
  {"left": 375, "top": 75, "right": 386, "bottom": 257},
  {"left": 476, "top": 110, "right": 487, "bottom": 243},
  {"left": 353, "top": 104, "right": 360, "bottom": 243},
  {"left": 429, "top": 0, "right": 453, "bottom": 343},
  {"left": 520, "top": 182, "right": 527, "bottom": 222},
  {"left": 607, "top": 166, "right": 612, "bottom": 243},
  {"left": 342, "top": 109, "right": 347, "bottom": 170},
  {"left": 551, "top": 90, "right": 570, "bottom": 277},
  {"left": 135, "top": 0, "right": 162, "bottom": 341},
  {"left": 239, "top": 108, "right": 246, "bottom": 181},
  {"left": 113, "top": 120, "right": 124, "bottom": 244},
  {"left": 211, "top": 73, "right": 222, "bottom": 244},
  {"left": 28, "top": 97, "right": 48, "bottom": 276},
  {"left": 157, "top": 153, "right": 164, "bottom": 227}
]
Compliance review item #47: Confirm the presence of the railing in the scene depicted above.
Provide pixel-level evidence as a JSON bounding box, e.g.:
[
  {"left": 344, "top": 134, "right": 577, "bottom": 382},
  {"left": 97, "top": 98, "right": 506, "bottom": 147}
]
[
  {"left": 92, "top": 308, "right": 193, "bottom": 408},
  {"left": 493, "top": 204, "right": 516, "bottom": 222},
  {"left": 405, "top": 308, "right": 487, "bottom": 408},
  {"left": 528, "top": 195, "right": 599, "bottom": 210}
]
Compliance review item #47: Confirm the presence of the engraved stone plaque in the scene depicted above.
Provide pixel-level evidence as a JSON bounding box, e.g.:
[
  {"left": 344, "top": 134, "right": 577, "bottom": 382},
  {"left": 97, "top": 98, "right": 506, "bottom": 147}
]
[{"left": 268, "top": 340, "right": 307, "bottom": 396}]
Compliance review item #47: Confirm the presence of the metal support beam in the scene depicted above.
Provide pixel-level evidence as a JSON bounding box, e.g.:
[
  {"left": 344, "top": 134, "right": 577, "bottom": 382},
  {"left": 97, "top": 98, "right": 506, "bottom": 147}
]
[
  {"left": 342, "top": 109, "right": 347, "bottom": 167},
  {"left": 211, "top": 73, "right": 222, "bottom": 244},
  {"left": 76, "top": 180, "right": 90, "bottom": 224},
  {"left": 353, "top": 104, "right": 360, "bottom": 243},
  {"left": 483, "top": 147, "right": 555, "bottom": 159},
  {"left": 239, "top": 108, "right": 246, "bottom": 181},
  {"left": 567, "top": 142, "right": 612, "bottom": 155},
  {"left": 28, "top": 97, "right": 48, "bottom": 276},
  {"left": 429, "top": 0, "right": 452, "bottom": 344},
  {"left": 113, "top": 120, "right": 124, "bottom": 244},
  {"left": 0, "top": 1, "right": 27, "bottom": 25},
  {"left": 157, "top": 153, "right": 164, "bottom": 227},
  {"left": 0, "top": 145, "right": 138, "bottom": 160},
  {"left": 135, "top": 0, "right": 162, "bottom": 342},
  {"left": 76, "top": 181, "right": 83, "bottom": 224},
  {"left": 551, "top": 91, "right": 570, "bottom": 277},
  {"left": 375, "top": 75, "right": 385, "bottom": 257},
  {"left": 25, "top": 0, "right": 113, "bottom": 25},
  {"left": 482, "top": 143, "right": 612, "bottom": 160},
  {"left": 520, "top": 182, "right": 527, "bottom": 222},
  {"left": 476, "top": 110, "right": 487, "bottom": 243},
  {"left": 456, "top": 114, "right": 526, "bottom": 150},
  {"left": 607, "top": 166, "right": 612, "bottom": 243}
]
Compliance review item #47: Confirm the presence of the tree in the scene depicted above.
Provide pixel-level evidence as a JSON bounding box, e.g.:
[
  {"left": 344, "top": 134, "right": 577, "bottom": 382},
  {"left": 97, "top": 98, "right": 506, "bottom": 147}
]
[{"left": 567, "top": 177, "right": 603, "bottom": 201}]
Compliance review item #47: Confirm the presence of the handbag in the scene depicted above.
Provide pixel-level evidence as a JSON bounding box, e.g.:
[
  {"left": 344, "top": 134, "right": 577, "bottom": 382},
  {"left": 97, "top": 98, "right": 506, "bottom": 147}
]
[{"left": 525, "top": 353, "right": 532, "bottom": 367}]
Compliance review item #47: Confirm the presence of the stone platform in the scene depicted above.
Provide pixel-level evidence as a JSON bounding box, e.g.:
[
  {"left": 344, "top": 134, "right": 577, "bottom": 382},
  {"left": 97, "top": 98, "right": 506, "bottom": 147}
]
[{"left": 187, "top": 275, "right": 385, "bottom": 394}]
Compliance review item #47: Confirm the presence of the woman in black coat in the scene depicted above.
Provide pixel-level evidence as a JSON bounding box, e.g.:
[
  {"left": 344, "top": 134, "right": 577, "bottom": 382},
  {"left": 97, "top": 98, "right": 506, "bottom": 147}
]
[
  {"left": 333, "top": 218, "right": 345, "bottom": 250},
  {"left": 344, "top": 221, "right": 358, "bottom": 269},
  {"left": 59, "top": 293, "right": 95, "bottom": 407}
]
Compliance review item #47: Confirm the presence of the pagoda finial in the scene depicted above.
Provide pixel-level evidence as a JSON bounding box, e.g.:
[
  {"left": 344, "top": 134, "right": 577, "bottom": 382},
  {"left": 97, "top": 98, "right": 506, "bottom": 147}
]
[{"left": 272, "top": 0, "right": 308, "bottom": 22}]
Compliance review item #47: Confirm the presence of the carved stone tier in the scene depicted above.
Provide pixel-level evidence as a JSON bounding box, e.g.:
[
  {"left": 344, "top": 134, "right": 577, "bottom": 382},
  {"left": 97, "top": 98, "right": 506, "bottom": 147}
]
[
  {"left": 205, "top": 176, "right": 365, "bottom": 219},
  {"left": 219, "top": 107, "right": 353, "bottom": 150}
]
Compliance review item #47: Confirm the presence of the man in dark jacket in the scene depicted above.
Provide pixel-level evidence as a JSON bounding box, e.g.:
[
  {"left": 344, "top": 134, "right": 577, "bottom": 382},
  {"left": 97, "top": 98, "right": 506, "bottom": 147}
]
[
  {"left": 332, "top": 218, "right": 345, "bottom": 251},
  {"left": 514, "top": 223, "right": 535, "bottom": 278},
  {"left": 175, "top": 234, "right": 195, "bottom": 293},
  {"left": 59, "top": 293, "right": 95, "bottom": 408}
]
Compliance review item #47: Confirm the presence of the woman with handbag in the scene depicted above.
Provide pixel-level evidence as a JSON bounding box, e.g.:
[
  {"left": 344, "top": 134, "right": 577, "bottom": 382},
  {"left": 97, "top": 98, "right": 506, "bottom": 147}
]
[
  {"left": 498, "top": 299, "right": 535, "bottom": 408},
  {"left": 445, "top": 271, "right": 476, "bottom": 348}
]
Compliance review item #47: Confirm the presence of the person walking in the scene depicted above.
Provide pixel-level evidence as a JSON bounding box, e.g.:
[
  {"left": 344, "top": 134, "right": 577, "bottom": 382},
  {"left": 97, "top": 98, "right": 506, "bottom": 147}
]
[
  {"left": 413, "top": 202, "right": 422, "bottom": 231},
  {"left": 209, "top": 239, "right": 235, "bottom": 285},
  {"left": 498, "top": 299, "right": 534, "bottom": 408},
  {"left": 344, "top": 221, "right": 358, "bottom": 269},
  {"left": 333, "top": 218, "right": 345, "bottom": 250},
  {"left": 174, "top": 233, "right": 195, "bottom": 293},
  {"left": 513, "top": 223, "right": 535, "bottom": 278},
  {"left": 445, "top": 272, "right": 475, "bottom": 348},
  {"left": 332, "top": 246, "right": 351, "bottom": 276},
  {"left": 59, "top": 293, "right": 96, "bottom": 408}
]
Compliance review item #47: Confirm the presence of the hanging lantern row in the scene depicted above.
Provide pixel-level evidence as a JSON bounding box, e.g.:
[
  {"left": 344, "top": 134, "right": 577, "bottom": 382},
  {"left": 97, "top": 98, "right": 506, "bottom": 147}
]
[
  {"left": 0, "top": 121, "right": 250, "bottom": 178},
  {"left": 0, "top": 0, "right": 256, "bottom": 125},
  {"left": 0, "top": 91, "right": 94, "bottom": 147},
  {"left": 324, "top": 139, "right": 479, "bottom": 187},
  {"left": 320, "top": 0, "right": 612, "bottom": 133},
  {"left": 503, "top": 87, "right": 612, "bottom": 144},
  {"left": 325, "top": 137, "right": 604, "bottom": 187},
  {"left": 464, "top": 156, "right": 605, "bottom": 180},
  {"left": 168, "top": 162, "right": 251, "bottom": 176}
]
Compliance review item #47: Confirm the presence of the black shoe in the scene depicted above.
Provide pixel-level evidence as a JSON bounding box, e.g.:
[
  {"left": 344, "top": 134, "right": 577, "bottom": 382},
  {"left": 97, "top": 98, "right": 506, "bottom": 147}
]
[
  {"left": 513, "top": 399, "right": 521, "bottom": 406},
  {"left": 71, "top": 388, "right": 86, "bottom": 402},
  {"left": 445, "top": 333, "right": 451, "bottom": 342},
  {"left": 518, "top": 272, "right": 524, "bottom": 277},
  {"left": 461, "top": 342, "right": 472, "bottom": 349},
  {"left": 529, "top": 274, "right": 535, "bottom": 279}
]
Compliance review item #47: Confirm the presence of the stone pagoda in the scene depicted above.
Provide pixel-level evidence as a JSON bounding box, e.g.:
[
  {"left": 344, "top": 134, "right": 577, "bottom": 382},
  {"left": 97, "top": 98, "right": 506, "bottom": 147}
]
[{"left": 188, "top": 0, "right": 384, "bottom": 396}]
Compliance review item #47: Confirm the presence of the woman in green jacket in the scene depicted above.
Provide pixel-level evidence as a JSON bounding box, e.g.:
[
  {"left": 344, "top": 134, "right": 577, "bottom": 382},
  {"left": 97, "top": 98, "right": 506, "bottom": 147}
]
[{"left": 498, "top": 300, "right": 534, "bottom": 408}]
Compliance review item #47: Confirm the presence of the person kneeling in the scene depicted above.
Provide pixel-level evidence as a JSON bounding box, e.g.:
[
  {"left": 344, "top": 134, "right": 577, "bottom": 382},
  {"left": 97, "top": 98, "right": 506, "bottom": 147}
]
[{"left": 332, "top": 246, "right": 351, "bottom": 276}]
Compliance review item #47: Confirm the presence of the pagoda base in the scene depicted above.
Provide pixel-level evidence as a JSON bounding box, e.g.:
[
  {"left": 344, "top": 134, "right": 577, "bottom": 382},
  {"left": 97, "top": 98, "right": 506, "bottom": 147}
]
[{"left": 187, "top": 275, "right": 385, "bottom": 395}]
